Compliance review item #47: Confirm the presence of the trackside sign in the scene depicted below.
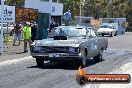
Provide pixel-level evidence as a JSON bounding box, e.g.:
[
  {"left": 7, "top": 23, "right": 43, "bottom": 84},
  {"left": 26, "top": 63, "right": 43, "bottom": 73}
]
[{"left": 0, "top": 5, "right": 15, "bottom": 22}]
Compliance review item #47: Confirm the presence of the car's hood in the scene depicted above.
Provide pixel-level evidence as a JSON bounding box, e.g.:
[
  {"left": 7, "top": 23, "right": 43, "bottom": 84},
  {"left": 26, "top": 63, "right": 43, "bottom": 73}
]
[
  {"left": 98, "top": 28, "right": 114, "bottom": 32},
  {"left": 33, "top": 38, "right": 86, "bottom": 47}
]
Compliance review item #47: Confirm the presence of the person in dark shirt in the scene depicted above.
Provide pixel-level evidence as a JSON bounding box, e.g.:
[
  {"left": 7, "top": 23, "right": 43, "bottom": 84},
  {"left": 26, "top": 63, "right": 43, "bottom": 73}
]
[
  {"left": 31, "top": 23, "right": 37, "bottom": 42},
  {"left": 49, "top": 18, "right": 56, "bottom": 33}
]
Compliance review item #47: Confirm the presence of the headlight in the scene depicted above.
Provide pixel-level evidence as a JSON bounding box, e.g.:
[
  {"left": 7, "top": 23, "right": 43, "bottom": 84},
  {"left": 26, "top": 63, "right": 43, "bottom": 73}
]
[
  {"left": 97, "top": 30, "right": 100, "bottom": 31},
  {"left": 31, "top": 42, "right": 36, "bottom": 46},
  {"left": 69, "top": 47, "right": 79, "bottom": 52},
  {"left": 97, "top": 30, "right": 102, "bottom": 33},
  {"left": 69, "top": 47, "right": 75, "bottom": 52},
  {"left": 34, "top": 46, "right": 41, "bottom": 51}
]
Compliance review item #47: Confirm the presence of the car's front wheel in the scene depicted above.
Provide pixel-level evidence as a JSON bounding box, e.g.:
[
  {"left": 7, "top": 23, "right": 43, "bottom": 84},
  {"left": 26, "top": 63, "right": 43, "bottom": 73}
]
[
  {"left": 102, "top": 34, "right": 104, "bottom": 36},
  {"left": 114, "top": 31, "right": 117, "bottom": 36},
  {"left": 79, "top": 58, "right": 87, "bottom": 68},
  {"left": 93, "top": 50, "right": 103, "bottom": 62},
  {"left": 78, "top": 48, "right": 87, "bottom": 68},
  {"left": 36, "top": 57, "right": 44, "bottom": 67},
  {"left": 110, "top": 32, "right": 113, "bottom": 37}
]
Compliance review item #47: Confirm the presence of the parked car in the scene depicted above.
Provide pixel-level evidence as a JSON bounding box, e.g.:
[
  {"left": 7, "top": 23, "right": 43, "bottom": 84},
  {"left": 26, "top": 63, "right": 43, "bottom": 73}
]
[
  {"left": 0, "top": 23, "right": 14, "bottom": 36},
  {"left": 97, "top": 24, "right": 117, "bottom": 37},
  {"left": 30, "top": 26, "right": 108, "bottom": 67}
]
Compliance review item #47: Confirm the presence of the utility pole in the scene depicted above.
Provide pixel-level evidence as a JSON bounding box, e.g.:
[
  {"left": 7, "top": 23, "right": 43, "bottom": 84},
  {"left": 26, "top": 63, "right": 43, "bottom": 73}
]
[
  {"left": 79, "top": 0, "right": 82, "bottom": 25},
  {"left": 109, "top": 0, "right": 113, "bottom": 17},
  {"left": 79, "top": 0, "right": 85, "bottom": 25},
  {"left": 0, "top": 0, "right": 4, "bottom": 55}
]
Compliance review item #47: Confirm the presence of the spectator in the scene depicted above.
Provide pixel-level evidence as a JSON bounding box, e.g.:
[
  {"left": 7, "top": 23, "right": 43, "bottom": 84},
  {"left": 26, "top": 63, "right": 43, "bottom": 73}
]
[
  {"left": 13, "top": 22, "right": 22, "bottom": 46},
  {"left": 49, "top": 18, "right": 56, "bottom": 33},
  {"left": 64, "top": 10, "right": 71, "bottom": 26},
  {"left": 31, "top": 23, "right": 37, "bottom": 42},
  {"left": 23, "top": 22, "right": 32, "bottom": 53}
]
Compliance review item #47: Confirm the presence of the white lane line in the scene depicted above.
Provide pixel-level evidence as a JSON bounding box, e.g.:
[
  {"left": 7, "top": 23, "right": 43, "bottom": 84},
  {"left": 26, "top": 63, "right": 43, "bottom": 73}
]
[
  {"left": 107, "top": 48, "right": 132, "bottom": 52},
  {"left": 0, "top": 56, "right": 33, "bottom": 66}
]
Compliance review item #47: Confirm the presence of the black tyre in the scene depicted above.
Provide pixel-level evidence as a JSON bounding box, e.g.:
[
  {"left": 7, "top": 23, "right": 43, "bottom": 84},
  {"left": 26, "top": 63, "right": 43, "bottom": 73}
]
[
  {"left": 114, "top": 31, "right": 117, "bottom": 36},
  {"left": 110, "top": 32, "right": 113, "bottom": 37},
  {"left": 78, "top": 48, "right": 87, "bottom": 68},
  {"left": 78, "top": 58, "right": 86, "bottom": 68},
  {"left": 122, "top": 31, "right": 124, "bottom": 34},
  {"left": 93, "top": 50, "right": 103, "bottom": 62},
  {"left": 36, "top": 58, "right": 44, "bottom": 67},
  {"left": 10, "top": 30, "right": 14, "bottom": 36}
]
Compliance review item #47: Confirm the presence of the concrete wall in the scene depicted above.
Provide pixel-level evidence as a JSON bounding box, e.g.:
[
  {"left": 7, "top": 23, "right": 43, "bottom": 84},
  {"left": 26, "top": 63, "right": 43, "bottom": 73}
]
[{"left": 25, "top": 0, "right": 63, "bottom": 16}]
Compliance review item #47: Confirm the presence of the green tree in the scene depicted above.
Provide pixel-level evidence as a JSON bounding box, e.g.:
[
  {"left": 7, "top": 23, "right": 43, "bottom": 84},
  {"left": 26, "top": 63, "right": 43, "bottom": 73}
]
[
  {"left": 5, "top": 0, "right": 24, "bottom": 7},
  {"left": 5, "top": 0, "right": 132, "bottom": 29},
  {"left": 62, "top": 0, "right": 80, "bottom": 20}
]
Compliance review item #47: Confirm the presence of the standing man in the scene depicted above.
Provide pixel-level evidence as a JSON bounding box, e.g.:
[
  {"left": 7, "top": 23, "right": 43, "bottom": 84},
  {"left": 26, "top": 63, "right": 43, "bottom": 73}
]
[
  {"left": 23, "top": 22, "right": 31, "bottom": 53},
  {"left": 49, "top": 18, "right": 56, "bottom": 33},
  {"left": 64, "top": 10, "right": 71, "bottom": 26},
  {"left": 31, "top": 23, "right": 37, "bottom": 42}
]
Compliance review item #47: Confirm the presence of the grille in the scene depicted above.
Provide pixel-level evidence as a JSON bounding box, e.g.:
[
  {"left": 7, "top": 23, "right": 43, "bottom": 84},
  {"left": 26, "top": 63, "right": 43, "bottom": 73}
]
[
  {"left": 40, "top": 46, "right": 70, "bottom": 53},
  {"left": 32, "top": 46, "right": 79, "bottom": 53}
]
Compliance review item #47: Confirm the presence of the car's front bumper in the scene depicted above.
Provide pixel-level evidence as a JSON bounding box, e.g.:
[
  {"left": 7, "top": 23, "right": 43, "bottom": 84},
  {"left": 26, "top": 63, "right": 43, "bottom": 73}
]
[
  {"left": 31, "top": 52, "right": 82, "bottom": 61},
  {"left": 97, "top": 32, "right": 111, "bottom": 35}
]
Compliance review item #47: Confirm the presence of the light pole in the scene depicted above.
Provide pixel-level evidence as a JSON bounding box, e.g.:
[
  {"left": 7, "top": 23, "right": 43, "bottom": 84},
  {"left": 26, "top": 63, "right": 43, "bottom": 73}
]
[
  {"left": 79, "top": 0, "right": 85, "bottom": 25},
  {"left": 79, "top": 0, "right": 82, "bottom": 25},
  {"left": 0, "top": 0, "right": 4, "bottom": 54},
  {"left": 109, "top": 0, "right": 113, "bottom": 17}
]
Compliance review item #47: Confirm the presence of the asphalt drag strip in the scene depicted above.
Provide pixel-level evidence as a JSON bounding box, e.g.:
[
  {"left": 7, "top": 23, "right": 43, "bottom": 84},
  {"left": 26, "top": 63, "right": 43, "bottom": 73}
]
[{"left": 0, "top": 49, "right": 132, "bottom": 88}]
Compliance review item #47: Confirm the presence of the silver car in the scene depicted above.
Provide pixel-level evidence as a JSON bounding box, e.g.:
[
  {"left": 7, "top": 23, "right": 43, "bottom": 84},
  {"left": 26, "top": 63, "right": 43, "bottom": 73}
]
[{"left": 30, "top": 26, "right": 108, "bottom": 67}]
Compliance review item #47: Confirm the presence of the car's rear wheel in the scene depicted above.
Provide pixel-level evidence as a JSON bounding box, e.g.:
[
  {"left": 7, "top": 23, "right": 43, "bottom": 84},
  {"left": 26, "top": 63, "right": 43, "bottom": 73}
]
[
  {"left": 93, "top": 50, "right": 103, "bottom": 62},
  {"left": 36, "top": 57, "right": 44, "bottom": 67}
]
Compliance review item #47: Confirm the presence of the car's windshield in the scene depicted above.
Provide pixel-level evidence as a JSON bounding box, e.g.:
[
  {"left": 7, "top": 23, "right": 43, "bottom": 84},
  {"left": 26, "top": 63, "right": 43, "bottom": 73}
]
[
  {"left": 49, "top": 26, "right": 87, "bottom": 37},
  {"left": 100, "top": 25, "right": 113, "bottom": 29},
  {"left": 100, "top": 25, "right": 109, "bottom": 28}
]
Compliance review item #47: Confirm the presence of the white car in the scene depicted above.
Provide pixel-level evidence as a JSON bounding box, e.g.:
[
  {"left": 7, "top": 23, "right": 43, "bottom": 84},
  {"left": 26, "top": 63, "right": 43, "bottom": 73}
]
[
  {"left": 97, "top": 25, "right": 117, "bottom": 37},
  {"left": 0, "top": 23, "right": 14, "bottom": 35}
]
